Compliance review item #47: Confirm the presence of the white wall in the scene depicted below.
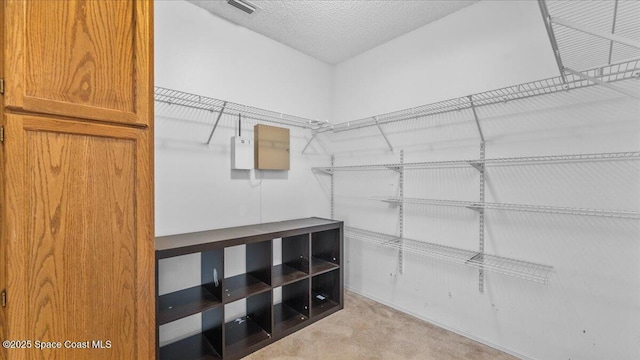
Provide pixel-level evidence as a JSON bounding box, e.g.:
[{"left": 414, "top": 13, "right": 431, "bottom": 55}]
[
  {"left": 154, "top": 0, "right": 332, "bottom": 345},
  {"left": 154, "top": 1, "right": 640, "bottom": 358},
  {"left": 328, "top": 2, "right": 640, "bottom": 360},
  {"left": 334, "top": 86, "right": 640, "bottom": 360},
  {"left": 332, "top": 0, "right": 559, "bottom": 122}
]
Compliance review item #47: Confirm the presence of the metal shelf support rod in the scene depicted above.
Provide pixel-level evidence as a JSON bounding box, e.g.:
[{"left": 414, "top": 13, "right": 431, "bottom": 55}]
[
  {"left": 331, "top": 155, "right": 335, "bottom": 219},
  {"left": 301, "top": 130, "right": 318, "bottom": 154},
  {"left": 564, "top": 67, "right": 640, "bottom": 100},
  {"left": 399, "top": 150, "right": 404, "bottom": 274},
  {"left": 478, "top": 142, "right": 486, "bottom": 294},
  {"left": 469, "top": 95, "right": 485, "bottom": 143},
  {"left": 607, "top": 0, "right": 619, "bottom": 65},
  {"left": 206, "top": 101, "right": 227, "bottom": 145},
  {"left": 374, "top": 116, "right": 394, "bottom": 151}
]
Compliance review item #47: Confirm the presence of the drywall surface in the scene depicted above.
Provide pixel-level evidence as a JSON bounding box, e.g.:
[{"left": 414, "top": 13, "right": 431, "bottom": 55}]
[
  {"left": 154, "top": 0, "right": 331, "bottom": 345},
  {"left": 155, "top": 1, "right": 333, "bottom": 122},
  {"left": 332, "top": 84, "right": 640, "bottom": 359},
  {"left": 328, "top": 2, "right": 640, "bottom": 360},
  {"left": 332, "top": 0, "right": 560, "bottom": 122}
]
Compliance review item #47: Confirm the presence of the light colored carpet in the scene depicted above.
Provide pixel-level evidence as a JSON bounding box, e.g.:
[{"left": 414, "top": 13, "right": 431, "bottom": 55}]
[{"left": 245, "top": 291, "right": 517, "bottom": 360}]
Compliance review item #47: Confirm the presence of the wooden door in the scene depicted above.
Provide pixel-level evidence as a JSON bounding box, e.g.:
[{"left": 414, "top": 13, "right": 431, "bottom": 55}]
[
  {"left": 3, "top": 114, "right": 154, "bottom": 359},
  {"left": 3, "top": 0, "right": 152, "bottom": 126},
  {"left": 0, "top": 0, "right": 7, "bottom": 357}
]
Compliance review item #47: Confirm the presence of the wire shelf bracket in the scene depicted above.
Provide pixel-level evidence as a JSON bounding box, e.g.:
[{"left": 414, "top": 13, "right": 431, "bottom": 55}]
[
  {"left": 206, "top": 101, "right": 227, "bottom": 144},
  {"left": 301, "top": 130, "right": 318, "bottom": 154},
  {"left": 374, "top": 116, "right": 394, "bottom": 151},
  {"left": 607, "top": 0, "right": 620, "bottom": 65}
]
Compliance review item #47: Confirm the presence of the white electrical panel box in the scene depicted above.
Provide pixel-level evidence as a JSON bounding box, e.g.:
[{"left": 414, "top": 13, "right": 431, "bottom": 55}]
[{"left": 231, "top": 136, "right": 253, "bottom": 170}]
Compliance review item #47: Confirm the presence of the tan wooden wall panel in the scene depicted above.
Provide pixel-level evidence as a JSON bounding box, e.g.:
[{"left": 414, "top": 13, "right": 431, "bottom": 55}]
[{"left": 254, "top": 124, "right": 290, "bottom": 170}]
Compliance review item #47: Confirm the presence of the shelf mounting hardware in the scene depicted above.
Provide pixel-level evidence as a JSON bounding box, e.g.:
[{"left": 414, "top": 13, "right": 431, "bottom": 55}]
[
  {"left": 398, "top": 150, "right": 404, "bottom": 274},
  {"left": 0, "top": 78, "right": 4, "bottom": 95},
  {"left": 1, "top": 290, "right": 5, "bottom": 307},
  {"left": 564, "top": 67, "right": 640, "bottom": 100},
  {"left": 607, "top": 0, "right": 619, "bottom": 65},
  {"left": 206, "top": 101, "right": 227, "bottom": 145},
  {"left": 478, "top": 142, "right": 486, "bottom": 294},
  {"left": 469, "top": 95, "right": 486, "bottom": 293},
  {"left": 374, "top": 116, "right": 394, "bottom": 151},
  {"left": 301, "top": 130, "right": 318, "bottom": 154},
  {"left": 386, "top": 165, "right": 402, "bottom": 173},
  {"left": 469, "top": 95, "right": 484, "bottom": 143},
  {"left": 331, "top": 155, "right": 335, "bottom": 219},
  {"left": 0, "top": 126, "right": 4, "bottom": 144},
  {"left": 538, "top": 0, "right": 567, "bottom": 85}
]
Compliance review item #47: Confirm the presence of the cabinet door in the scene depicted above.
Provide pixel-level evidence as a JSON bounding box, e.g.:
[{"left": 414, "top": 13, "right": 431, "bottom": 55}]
[
  {"left": 3, "top": 0, "right": 152, "bottom": 126},
  {"left": 3, "top": 114, "right": 154, "bottom": 359}
]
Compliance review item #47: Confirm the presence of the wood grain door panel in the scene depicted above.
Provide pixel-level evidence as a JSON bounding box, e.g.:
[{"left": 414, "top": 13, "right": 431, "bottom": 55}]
[
  {"left": 3, "top": 0, "right": 152, "bottom": 126},
  {"left": 4, "top": 114, "right": 154, "bottom": 359},
  {"left": 0, "top": 2, "right": 6, "bottom": 358}
]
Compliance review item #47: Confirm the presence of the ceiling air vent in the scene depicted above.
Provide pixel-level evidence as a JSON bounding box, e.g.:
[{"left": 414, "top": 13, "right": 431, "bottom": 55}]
[{"left": 227, "top": 0, "right": 256, "bottom": 14}]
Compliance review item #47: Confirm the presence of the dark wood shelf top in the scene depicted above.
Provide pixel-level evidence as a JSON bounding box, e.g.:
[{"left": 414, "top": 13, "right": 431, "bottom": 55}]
[
  {"left": 159, "top": 333, "right": 221, "bottom": 360},
  {"left": 272, "top": 264, "right": 308, "bottom": 288},
  {"left": 225, "top": 316, "right": 271, "bottom": 357},
  {"left": 223, "top": 273, "right": 271, "bottom": 303},
  {"left": 156, "top": 217, "right": 341, "bottom": 258},
  {"left": 310, "top": 295, "right": 339, "bottom": 318},
  {"left": 310, "top": 257, "right": 340, "bottom": 275},
  {"left": 158, "top": 285, "right": 222, "bottom": 325},
  {"left": 274, "top": 303, "right": 308, "bottom": 334}
]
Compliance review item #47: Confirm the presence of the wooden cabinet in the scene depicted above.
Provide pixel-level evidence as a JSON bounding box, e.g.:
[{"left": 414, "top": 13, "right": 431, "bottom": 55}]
[
  {"left": 3, "top": 0, "right": 152, "bottom": 126},
  {"left": 156, "top": 218, "right": 343, "bottom": 360},
  {"left": 0, "top": 1, "right": 154, "bottom": 359},
  {"left": 3, "top": 114, "right": 154, "bottom": 359}
]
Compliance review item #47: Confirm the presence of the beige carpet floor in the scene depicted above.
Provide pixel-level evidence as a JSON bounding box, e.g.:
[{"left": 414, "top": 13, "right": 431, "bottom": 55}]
[{"left": 245, "top": 291, "right": 516, "bottom": 360}]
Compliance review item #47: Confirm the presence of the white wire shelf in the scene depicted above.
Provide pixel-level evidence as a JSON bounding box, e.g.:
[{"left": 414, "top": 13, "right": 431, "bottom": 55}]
[
  {"left": 312, "top": 151, "right": 640, "bottom": 174},
  {"left": 155, "top": 86, "right": 331, "bottom": 131},
  {"left": 320, "top": 60, "right": 640, "bottom": 133},
  {"left": 545, "top": 0, "right": 640, "bottom": 72},
  {"left": 374, "top": 197, "right": 640, "bottom": 219},
  {"left": 345, "top": 226, "right": 552, "bottom": 284}
]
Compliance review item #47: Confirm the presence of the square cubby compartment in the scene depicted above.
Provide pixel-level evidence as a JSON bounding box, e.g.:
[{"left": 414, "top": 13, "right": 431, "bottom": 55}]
[
  {"left": 273, "top": 234, "right": 309, "bottom": 288},
  {"left": 159, "top": 307, "right": 223, "bottom": 360},
  {"left": 224, "top": 240, "right": 271, "bottom": 303},
  {"left": 311, "top": 270, "right": 340, "bottom": 318},
  {"left": 224, "top": 291, "right": 272, "bottom": 358},
  {"left": 311, "top": 229, "right": 340, "bottom": 275},
  {"left": 158, "top": 249, "right": 224, "bottom": 326},
  {"left": 274, "top": 278, "right": 310, "bottom": 335}
]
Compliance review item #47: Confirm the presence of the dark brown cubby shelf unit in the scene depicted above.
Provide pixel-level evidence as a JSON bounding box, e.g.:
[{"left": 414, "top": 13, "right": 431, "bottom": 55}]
[
  {"left": 156, "top": 217, "right": 343, "bottom": 360},
  {"left": 311, "top": 228, "right": 341, "bottom": 275},
  {"left": 274, "top": 278, "right": 310, "bottom": 336},
  {"left": 311, "top": 269, "right": 341, "bottom": 318}
]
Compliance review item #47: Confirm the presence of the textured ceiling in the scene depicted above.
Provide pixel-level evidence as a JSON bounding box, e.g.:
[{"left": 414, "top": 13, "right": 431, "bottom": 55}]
[{"left": 187, "top": 0, "right": 479, "bottom": 64}]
